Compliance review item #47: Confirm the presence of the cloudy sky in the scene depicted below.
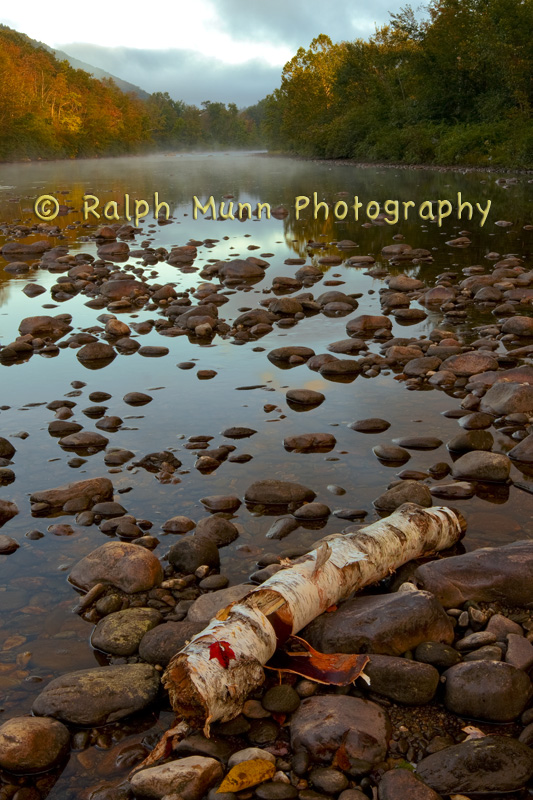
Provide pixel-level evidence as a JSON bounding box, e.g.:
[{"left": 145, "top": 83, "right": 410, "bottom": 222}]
[{"left": 1, "top": 0, "right": 405, "bottom": 107}]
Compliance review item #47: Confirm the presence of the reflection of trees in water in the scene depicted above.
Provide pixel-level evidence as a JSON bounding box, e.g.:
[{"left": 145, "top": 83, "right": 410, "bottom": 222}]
[{"left": 0, "top": 281, "right": 12, "bottom": 308}]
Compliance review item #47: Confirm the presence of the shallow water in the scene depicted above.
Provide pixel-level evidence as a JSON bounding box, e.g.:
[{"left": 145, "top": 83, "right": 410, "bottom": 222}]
[{"left": 0, "top": 151, "right": 533, "bottom": 798}]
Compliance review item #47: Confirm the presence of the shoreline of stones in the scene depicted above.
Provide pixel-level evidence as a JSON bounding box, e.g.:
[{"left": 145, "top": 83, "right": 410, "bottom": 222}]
[{"left": 2, "top": 214, "right": 533, "bottom": 798}]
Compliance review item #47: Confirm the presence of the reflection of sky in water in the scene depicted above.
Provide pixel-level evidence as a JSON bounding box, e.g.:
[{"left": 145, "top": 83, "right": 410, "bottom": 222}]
[{"left": 0, "top": 154, "right": 532, "bottom": 795}]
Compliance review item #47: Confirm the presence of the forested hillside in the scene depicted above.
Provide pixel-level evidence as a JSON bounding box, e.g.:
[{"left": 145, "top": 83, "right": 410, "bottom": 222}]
[
  {"left": 262, "top": 0, "right": 533, "bottom": 167},
  {"left": 0, "top": 26, "right": 262, "bottom": 160}
]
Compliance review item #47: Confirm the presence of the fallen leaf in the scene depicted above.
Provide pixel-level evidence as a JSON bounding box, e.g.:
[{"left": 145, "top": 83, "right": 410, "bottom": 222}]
[
  {"left": 209, "top": 640, "right": 236, "bottom": 668},
  {"left": 217, "top": 759, "right": 275, "bottom": 793},
  {"left": 271, "top": 712, "right": 286, "bottom": 725},
  {"left": 266, "top": 635, "right": 370, "bottom": 685},
  {"left": 326, "top": 604, "right": 338, "bottom": 613}
]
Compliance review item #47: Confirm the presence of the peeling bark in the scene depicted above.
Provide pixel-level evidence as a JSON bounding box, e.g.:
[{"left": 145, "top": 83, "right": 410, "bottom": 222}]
[{"left": 163, "top": 503, "right": 465, "bottom": 735}]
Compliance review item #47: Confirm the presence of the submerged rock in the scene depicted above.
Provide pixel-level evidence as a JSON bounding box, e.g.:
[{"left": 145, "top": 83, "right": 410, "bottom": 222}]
[
  {"left": 245, "top": 480, "right": 316, "bottom": 507},
  {"left": 0, "top": 716, "right": 70, "bottom": 774}
]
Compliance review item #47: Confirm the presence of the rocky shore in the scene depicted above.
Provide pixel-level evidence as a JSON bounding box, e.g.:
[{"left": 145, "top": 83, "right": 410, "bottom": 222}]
[{"left": 1, "top": 204, "right": 533, "bottom": 799}]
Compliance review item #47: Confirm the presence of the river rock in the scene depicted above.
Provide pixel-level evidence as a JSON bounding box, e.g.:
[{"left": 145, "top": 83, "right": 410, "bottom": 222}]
[
  {"left": 373, "top": 481, "right": 432, "bottom": 511},
  {"left": 0, "top": 437, "right": 15, "bottom": 459},
  {"left": 363, "top": 655, "right": 439, "bottom": 704},
  {"left": 0, "top": 716, "right": 70, "bottom": 774},
  {"left": 201, "top": 495, "right": 241, "bottom": 512},
  {"left": 77, "top": 342, "right": 116, "bottom": 364},
  {"left": 168, "top": 536, "right": 220, "bottom": 572},
  {"left": 508, "top": 434, "right": 533, "bottom": 462},
  {"left": 378, "top": 768, "right": 442, "bottom": 800},
  {"left": 194, "top": 516, "right": 239, "bottom": 547},
  {"left": 416, "top": 735, "right": 533, "bottom": 794},
  {"left": 446, "top": 430, "right": 493, "bottom": 453},
  {"left": 346, "top": 315, "right": 392, "bottom": 337},
  {"left": 286, "top": 389, "right": 325, "bottom": 406},
  {"left": 373, "top": 445, "right": 410, "bottom": 463},
  {"left": 245, "top": 480, "right": 316, "bottom": 506},
  {"left": 32, "top": 664, "right": 160, "bottom": 725},
  {"left": 413, "top": 540, "right": 533, "bottom": 607},
  {"left": 439, "top": 352, "right": 498, "bottom": 376},
  {"left": 481, "top": 382, "right": 533, "bottom": 415},
  {"left": 443, "top": 661, "right": 531, "bottom": 720},
  {"left": 502, "top": 316, "right": 533, "bottom": 336},
  {"left": 0, "top": 534, "right": 19, "bottom": 553},
  {"left": 187, "top": 584, "right": 251, "bottom": 623},
  {"left": 291, "top": 695, "right": 389, "bottom": 776},
  {"left": 123, "top": 391, "right": 153, "bottom": 405},
  {"left": 350, "top": 418, "right": 390, "bottom": 433},
  {"left": 451, "top": 451, "right": 510, "bottom": 482},
  {"left": 162, "top": 516, "right": 196, "bottom": 534},
  {"left": 30, "top": 477, "right": 113, "bottom": 514},
  {"left": 284, "top": 433, "right": 336, "bottom": 452},
  {"left": 18, "top": 315, "right": 72, "bottom": 339},
  {"left": 130, "top": 756, "right": 223, "bottom": 800},
  {"left": 99, "top": 279, "right": 146, "bottom": 302},
  {"left": 267, "top": 346, "right": 315, "bottom": 364},
  {"left": 59, "top": 431, "right": 109, "bottom": 451},
  {"left": 218, "top": 258, "right": 266, "bottom": 281},
  {"left": 0, "top": 500, "right": 18, "bottom": 528},
  {"left": 69, "top": 541, "right": 163, "bottom": 593},
  {"left": 301, "top": 590, "right": 453, "bottom": 656},
  {"left": 139, "top": 620, "right": 205, "bottom": 666},
  {"left": 293, "top": 502, "right": 331, "bottom": 520},
  {"left": 91, "top": 607, "right": 163, "bottom": 656}
]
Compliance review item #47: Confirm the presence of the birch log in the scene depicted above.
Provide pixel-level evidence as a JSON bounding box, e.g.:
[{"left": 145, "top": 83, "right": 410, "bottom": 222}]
[{"left": 163, "top": 503, "right": 465, "bottom": 735}]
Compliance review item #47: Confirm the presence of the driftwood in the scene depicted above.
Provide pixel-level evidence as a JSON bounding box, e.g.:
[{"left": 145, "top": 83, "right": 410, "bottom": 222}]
[{"left": 162, "top": 503, "right": 466, "bottom": 736}]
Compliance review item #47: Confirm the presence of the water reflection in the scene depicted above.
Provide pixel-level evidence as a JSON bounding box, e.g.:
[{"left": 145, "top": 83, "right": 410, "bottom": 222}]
[{"left": 0, "top": 153, "right": 532, "bottom": 797}]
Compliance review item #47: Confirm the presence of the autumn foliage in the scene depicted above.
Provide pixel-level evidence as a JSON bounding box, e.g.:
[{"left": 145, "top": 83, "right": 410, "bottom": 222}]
[
  {"left": 0, "top": 26, "right": 261, "bottom": 160},
  {"left": 262, "top": 0, "right": 533, "bottom": 167}
]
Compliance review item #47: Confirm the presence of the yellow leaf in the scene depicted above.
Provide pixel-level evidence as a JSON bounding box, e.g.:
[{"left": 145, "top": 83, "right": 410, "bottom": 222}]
[{"left": 217, "top": 759, "right": 275, "bottom": 793}]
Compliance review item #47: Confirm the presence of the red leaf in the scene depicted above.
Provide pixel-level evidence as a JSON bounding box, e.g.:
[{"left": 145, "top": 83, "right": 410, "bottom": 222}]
[
  {"left": 265, "top": 635, "right": 369, "bottom": 685},
  {"left": 209, "top": 640, "right": 236, "bottom": 668},
  {"left": 272, "top": 712, "right": 286, "bottom": 725}
]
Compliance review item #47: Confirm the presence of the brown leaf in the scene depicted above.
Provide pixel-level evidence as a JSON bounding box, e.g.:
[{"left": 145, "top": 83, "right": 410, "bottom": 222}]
[
  {"left": 218, "top": 759, "right": 275, "bottom": 793},
  {"left": 265, "top": 635, "right": 370, "bottom": 685}
]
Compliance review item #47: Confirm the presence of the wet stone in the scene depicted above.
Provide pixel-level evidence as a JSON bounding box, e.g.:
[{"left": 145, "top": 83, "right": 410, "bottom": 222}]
[
  {"left": 416, "top": 735, "right": 533, "bottom": 795},
  {"left": 91, "top": 607, "right": 163, "bottom": 656},
  {"left": 0, "top": 716, "right": 70, "bottom": 774},
  {"left": 139, "top": 620, "right": 205, "bottom": 666},
  {"left": 372, "top": 445, "right": 410, "bottom": 464},
  {"left": 443, "top": 661, "right": 531, "bottom": 721},
  {"left": 350, "top": 418, "right": 390, "bottom": 433},
  {"left": 255, "top": 783, "right": 298, "bottom": 800},
  {"left": 262, "top": 684, "right": 301, "bottom": 713},
  {"left": 32, "top": 663, "right": 160, "bottom": 725}
]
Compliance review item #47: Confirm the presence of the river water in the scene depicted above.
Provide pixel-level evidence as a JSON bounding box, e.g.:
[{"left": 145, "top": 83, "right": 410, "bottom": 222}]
[{"left": 0, "top": 151, "right": 532, "bottom": 798}]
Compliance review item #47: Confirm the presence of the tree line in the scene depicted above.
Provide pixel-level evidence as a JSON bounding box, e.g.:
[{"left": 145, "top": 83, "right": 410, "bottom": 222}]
[
  {"left": 2, "top": 0, "right": 532, "bottom": 167},
  {"left": 262, "top": 0, "right": 532, "bottom": 167},
  {"left": 0, "top": 26, "right": 262, "bottom": 160}
]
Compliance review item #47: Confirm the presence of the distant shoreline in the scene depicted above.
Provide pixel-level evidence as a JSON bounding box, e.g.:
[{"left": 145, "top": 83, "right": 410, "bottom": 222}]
[{"left": 259, "top": 151, "right": 533, "bottom": 176}]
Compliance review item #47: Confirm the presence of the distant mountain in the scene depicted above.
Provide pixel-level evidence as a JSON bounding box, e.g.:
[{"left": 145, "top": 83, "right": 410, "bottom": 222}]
[
  {"left": 0, "top": 26, "right": 149, "bottom": 99},
  {"left": 50, "top": 46, "right": 151, "bottom": 100}
]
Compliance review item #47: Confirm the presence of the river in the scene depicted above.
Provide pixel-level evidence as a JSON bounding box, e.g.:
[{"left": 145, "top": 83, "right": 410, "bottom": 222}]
[{"left": 0, "top": 151, "right": 532, "bottom": 798}]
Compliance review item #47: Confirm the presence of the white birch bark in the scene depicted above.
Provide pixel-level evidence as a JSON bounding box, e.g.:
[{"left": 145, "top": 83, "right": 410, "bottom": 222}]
[{"left": 163, "top": 503, "right": 465, "bottom": 735}]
